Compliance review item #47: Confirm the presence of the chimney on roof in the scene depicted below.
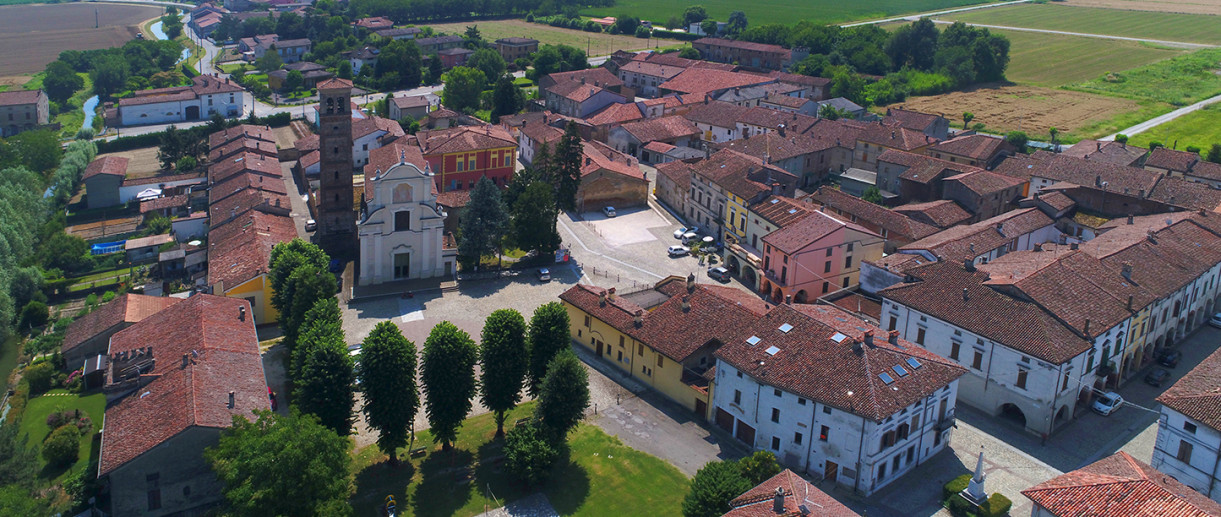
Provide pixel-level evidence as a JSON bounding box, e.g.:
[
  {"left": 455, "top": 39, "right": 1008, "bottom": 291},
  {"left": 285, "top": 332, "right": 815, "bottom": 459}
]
[
  {"left": 599, "top": 293, "right": 607, "bottom": 307},
  {"left": 687, "top": 273, "right": 696, "bottom": 293},
  {"left": 1200, "top": 208, "right": 1209, "bottom": 217},
  {"left": 888, "top": 330, "right": 899, "bottom": 345},
  {"left": 1084, "top": 319, "right": 1091, "bottom": 337},
  {"left": 785, "top": 294, "right": 792, "bottom": 305},
  {"left": 1033, "top": 243, "right": 1043, "bottom": 252},
  {"left": 182, "top": 353, "right": 189, "bottom": 369},
  {"left": 1070, "top": 242, "right": 1079, "bottom": 250},
  {"left": 772, "top": 487, "right": 785, "bottom": 514},
  {"left": 585, "top": 157, "right": 592, "bottom": 166},
  {"left": 240, "top": 306, "right": 246, "bottom": 321},
  {"left": 864, "top": 330, "right": 874, "bottom": 347},
  {"left": 964, "top": 258, "right": 975, "bottom": 272},
  {"left": 962, "top": 288, "right": 969, "bottom": 302},
  {"left": 1121, "top": 262, "right": 1133, "bottom": 281},
  {"left": 995, "top": 222, "right": 1004, "bottom": 236},
  {"left": 634, "top": 309, "right": 644, "bottom": 328},
  {"left": 682, "top": 295, "right": 691, "bottom": 312},
  {"left": 1096, "top": 141, "right": 1102, "bottom": 152},
  {"left": 607, "top": 287, "right": 616, "bottom": 300},
  {"left": 852, "top": 338, "right": 862, "bottom": 355},
  {"left": 1095, "top": 175, "right": 1102, "bottom": 187},
  {"left": 1127, "top": 295, "right": 1134, "bottom": 311},
  {"left": 228, "top": 391, "right": 235, "bottom": 409},
  {"left": 580, "top": 77, "right": 586, "bottom": 84},
  {"left": 1127, "top": 214, "right": 1134, "bottom": 225},
  {"left": 1147, "top": 230, "right": 1157, "bottom": 244}
]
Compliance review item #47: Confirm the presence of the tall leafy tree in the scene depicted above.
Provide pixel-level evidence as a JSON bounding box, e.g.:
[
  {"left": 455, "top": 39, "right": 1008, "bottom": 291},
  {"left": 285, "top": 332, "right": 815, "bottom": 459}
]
[
  {"left": 683, "top": 5, "right": 708, "bottom": 26},
  {"left": 292, "top": 299, "right": 355, "bottom": 436},
  {"left": 490, "top": 74, "right": 524, "bottom": 123},
  {"left": 0, "top": 424, "right": 39, "bottom": 489},
  {"left": 290, "top": 297, "right": 343, "bottom": 378},
  {"left": 551, "top": 121, "right": 583, "bottom": 212},
  {"left": 440, "top": 66, "right": 485, "bottom": 114},
  {"left": 457, "top": 176, "right": 508, "bottom": 264},
  {"left": 421, "top": 321, "right": 478, "bottom": 450},
  {"left": 206, "top": 410, "right": 353, "bottom": 517},
  {"left": 681, "top": 461, "right": 751, "bottom": 517},
  {"left": 358, "top": 321, "right": 419, "bottom": 464},
  {"left": 511, "top": 182, "right": 561, "bottom": 254},
  {"left": 1207, "top": 144, "right": 1221, "bottom": 164},
  {"left": 425, "top": 54, "right": 443, "bottom": 84},
  {"left": 269, "top": 239, "right": 330, "bottom": 318},
  {"left": 535, "top": 349, "right": 589, "bottom": 441},
  {"left": 375, "top": 39, "right": 422, "bottom": 89},
  {"left": 43, "top": 61, "right": 83, "bottom": 104},
  {"left": 726, "top": 11, "right": 748, "bottom": 36},
  {"left": 503, "top": 421, "right": 559, "bottom": 487},
  {"left": 527, "top": 302, "right": 571, "bottom": 396},
  {"left": 467, "top": 48, "right": 506, "bottom": 84},
  {"left": 256, "top": 48, "right": 283, "bottom": 72},
  {"left": 737, "top": 451, "right": 781, "bottom": 485},
  {"left": 279, "top": 264, "right": 338, "bottom": 352},
  {"left": 480, "top": 309, "right": 528, "bottom": 437},
  {"left": 90, "top": 54, "right": 129, "bottom": 98}
]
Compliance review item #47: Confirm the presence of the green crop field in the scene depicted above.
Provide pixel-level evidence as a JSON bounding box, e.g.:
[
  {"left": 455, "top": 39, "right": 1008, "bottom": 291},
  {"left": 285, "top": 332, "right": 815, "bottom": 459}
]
[
  {"left": 1129, "top": 104, "right": 1221, "bottom": 151},
  {"left": 941, "top": 4, "right": 1221, "bottom": 45},
  {"left": 1069, "top": 48, "right": 1221, "bottom": 106},
  {"left": 994, "top": 28, "right": 1185, "bottom": 86},
  {"left": 427, "top": 19, "right": 660, "bottom": 57},
  {"left": 582, "top": 0, "right": 995, "bottom": 27}
]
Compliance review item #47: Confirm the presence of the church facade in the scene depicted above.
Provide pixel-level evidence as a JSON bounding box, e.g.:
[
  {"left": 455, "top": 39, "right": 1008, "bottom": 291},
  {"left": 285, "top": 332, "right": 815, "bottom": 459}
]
[{"left": 357, "top": 152, "right": 455, "bottom": 285}]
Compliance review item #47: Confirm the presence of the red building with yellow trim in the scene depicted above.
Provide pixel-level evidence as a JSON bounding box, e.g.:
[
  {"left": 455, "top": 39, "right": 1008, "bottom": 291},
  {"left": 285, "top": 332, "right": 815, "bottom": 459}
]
[{"left": 416, "top": 125, "right": 517, "bottom": 192}]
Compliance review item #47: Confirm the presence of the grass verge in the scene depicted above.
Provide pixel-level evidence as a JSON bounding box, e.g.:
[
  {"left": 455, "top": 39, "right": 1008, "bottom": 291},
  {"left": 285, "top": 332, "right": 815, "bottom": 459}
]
[
  {"left": 1067, "top": 48, "right": 1221, "bottom": 106},
  {"left": 350, "top": 402, "right": 689, "bottom": 516},
  {"left": 1129, "top": 104, "right": 1221, "bottom": 151},
  {"left": 18, "top": 390, "right": 106, "bottom": 483}
]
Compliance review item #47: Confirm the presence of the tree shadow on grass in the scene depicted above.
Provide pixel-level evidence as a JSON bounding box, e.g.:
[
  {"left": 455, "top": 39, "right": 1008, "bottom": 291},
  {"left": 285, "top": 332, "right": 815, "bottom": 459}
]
[
  {"left": 411, "top": 447, "right": 476, "bottom": 517},
  {"left": 353, "top": 457, "right": 416, "bottom": 516},
  {"left": 473, "top": 437, "right": 532, "bottom": 508},
  {"left": 543, "top": 446, "right": 591, "bottom": 515}
]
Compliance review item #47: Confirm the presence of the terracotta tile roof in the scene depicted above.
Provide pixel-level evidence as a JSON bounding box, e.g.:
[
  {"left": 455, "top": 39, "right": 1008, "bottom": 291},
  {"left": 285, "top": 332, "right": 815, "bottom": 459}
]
[
  {"left": 893, "top": 200, "right": 972, "bottom": 229},
  {"left": 496, "top": 37, "right": 537, "bottom": 45},
  {"left": 209, "top": 187, "right": 290, "bottom": 229},
  {"left": 900, "top": 207, "right": 1053, "bottom": 262},
  {"left": 714, "top": 131, "right": 822, "bottom": 162},
  {"left": 582, "top": 140, "right": 645, "bottom": 181},
  {"left": 617, "top": 60, "right": 686, "bottom": 80},
  {"left": 695, "top": 37, "right": 790, "bottom": 56},
  {"left": 884, "top": 108, "right": 944, "bottom": 133},
  {"left": 208, "top": 210, "right": 298, "bottom": 289},
  {"left": 0, "top": 89, "right": 44, "bottom": 106},
  {"left": 643, "top": 141, "right": 675, "bottom": 153},
  {"left": 760, "top": 94, "right": 810, "bottom": 109},
  {"left": 726, "top": 469, "right": 859, "bottom": 517},
  {"left": 1079, "top": 216, "right": 1221, "bottom": 301},
  {"left": 828, "top": 292, "right": 883, "bottom": 321},
  {"left": 417, "top": 125, "right": 516, "bottom": 156},
  {"left": 364, "top": 139, "right": 426, "bottom": 178},
  {"left": 655, "top": 159, "right": 694, "bottom": 185},
  {"left": 1034, "top": 191, "right": 1076, "bottom": 214},
  {"left": 880, "top": 261, "right": 1091, "bottom": 363},
  {"left": 1062, "top": 139, "right": 1147, "bottom": 166},
  {"left": 867, "top": 253, "right": 930, "bottom": 275},
  {"left": 519, "top": 122, "right": 565, "bottom": 149},
  {"left": 100, "top": 294, "right": 270, "bottom": 476},
  {"left": 691, "top": 149, "right": 794, "bottom": 201},
  {"left": 354, "top": 16, "right": 393, "bottom": 29},
  {"left": 1035, "top": 153, "right": 1163, "bottom": 195},
  {"left": 437, "top": 189, "right": 471, "bottom": 208},
  {"left": 682, "top": 100, "right": 752, "bottom": 128},
  {"left": 415, "top": 35, "right": 464, "bottom": 48},
  {"left": 83, "top": 156, "right": 129, "bottom": 180},
  {"left": 618, "top": 116, "right": 699, "bottom": 144},
  {"left": 806, "top": 187, "right": 939, "bottom": 242},
  {"left": 945, "top": 169, "right": 1026, "bottom": 197},
  {"left": 659, "top": 68, "right": 774, "bottom": 97},
  {"left": 352, "top": 115, "right": 406, "bottom": 140},
  {"left": 764, "top": 210, "right": 876, "bottom": 255},
  {"left": 294, "top": 133, "right": 319, "bottom": 153},
  {"left": 737, "top": 107, "right": 820, "bottom": 135},
  {"left": 207, "top": 138, "right": 278, "bottom": 163},
  {"left": 856, "top": 122, "right": 937, "bottom": 151},
  {"left": 210, "top": 167, "right": 288, "bottom": 205},
  {"left": 1146, "top": 148, "right": 1221, "bottom": 182},
  {"left": 1159, "top": 345, "right": 1221, "bottom": 430},
  {"left": 542, "top": 68, "right": 623, "bottom": 90},
  {"left": 717, "top": 303, "right": 966, "bottom": 421},
  {"left": 392, "top": 95, "right": 430, "bottom": 109},
  {"left": 118, "top": 76, "right": 243, "bottom": 107},
  {"left": 139, "top": 194, "right": 189, "bottom": 214},
  {"left": 750, "top": 196, "right": 814, "bottom": 229},
  {"left": 317, "top": 77, "right": 354, "bottom": 90},
  {"left": 376, "top": 27, "right": 421, "bottom": 38},
  {"left": 208, "top": 151, "right": 282, "bottom": 184},
  {"left": 120, "top": 172, "right": 204, "bottom": 188},
  {"left": 1022, "top": 452, "right": 1221, "bottom": 517},
  {"left": 585, "top": 102, "right": 645, "bottom": 126},
  {"left": 560, "top": 280, "right": 768, "bottom": 362},
  {"left": 62, "top": 295, "right": 181, "bottom": 355},
  {"left": 1147, "top": 175, "right": 1221, "bottom": 211},
  {"left": 930, "top": 133, "right": 1010, "bottom": 162}
]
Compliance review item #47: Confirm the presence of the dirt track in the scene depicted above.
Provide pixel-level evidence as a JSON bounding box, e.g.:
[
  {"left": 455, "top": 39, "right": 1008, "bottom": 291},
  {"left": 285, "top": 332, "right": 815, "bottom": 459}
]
[
  {"left": 0, "top": 3, "right": 162, "bottom": 75},
  {"left": 889, "top": 84, "right": 1142, "bottom": 137},
  {"left": 1062, "top": 0, "right": 1221, "bottom": 15}
]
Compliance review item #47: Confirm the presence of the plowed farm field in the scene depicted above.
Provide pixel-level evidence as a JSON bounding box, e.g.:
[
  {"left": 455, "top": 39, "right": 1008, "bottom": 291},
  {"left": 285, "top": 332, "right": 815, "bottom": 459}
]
[{"left": 0, "top": 3, "right": 161, "bottom": 75}]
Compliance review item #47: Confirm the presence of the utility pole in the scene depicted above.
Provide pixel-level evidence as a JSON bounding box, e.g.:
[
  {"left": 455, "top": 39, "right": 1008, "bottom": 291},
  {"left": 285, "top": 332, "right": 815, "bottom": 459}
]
[{"left": 95, "top": 8, "right": 99, "bottom": 29}]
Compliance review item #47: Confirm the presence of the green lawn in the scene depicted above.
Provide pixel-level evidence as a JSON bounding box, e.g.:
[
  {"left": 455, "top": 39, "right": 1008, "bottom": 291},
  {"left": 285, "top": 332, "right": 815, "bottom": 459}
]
[
  {"left": 582, "top": 0, "right": 994, "bottom": 26},
  {"left": 1061, "top": 100, "right": 1176, "bottom": 144},
  {"left": 994, "top": 28, "right": 1185, "bottom": 87},
  {"left": 350, "top": 403, "right": 689, "bottom": 516},
  {"left": 1069, "top": 48, "right": 1221, "bottom": 106},
  {"left": 428, "top": 19, "right": 659, "bottom": 57},
  {"left": 1129, "top": 104, "right": 1221, "bottom": 151},
  {"left": 941, "top": 3, "right": 1221, "bottom": 45},
  {"left": 18, "top": 390, "right": 107, "bottom": 483}
]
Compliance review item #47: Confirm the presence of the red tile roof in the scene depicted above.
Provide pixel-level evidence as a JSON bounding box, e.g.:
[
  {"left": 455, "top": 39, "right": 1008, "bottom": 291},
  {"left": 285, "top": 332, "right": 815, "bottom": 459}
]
[
  {"left": 695, "top": 37, "right": 790, "bottom": 56},
  {"left": 0, "top": 89, "right": 43, "bottom": 106},
  {"left": 945, "top": 169, "right": 1026, "bottom": 197},
  {"left": 690, "top": 149, "right": 794, "bottom": 201},
  {"left": 317, "top": 77, "right": 355, "bottom": 90},
  {"left": 208, "top": 210, "right": 298, "bottom": 289},
  {"left": 437, "top": 189, "right": 471, "bottom": 208},
  {"left": 582, "top": 140, "right": 645, "bottom": 181},
  {"left": 139, "top": 194, "right": 189, "bottom": 213},
  {"left": 118, "top": 76, "right": 243, "bottom": 107},
  {"left": 1022, "top": 452, "right": 1221, "bottom": 517},
  {"left": 364, "top": 139, "right": 427, "bottom": 177},
  {"left": 100, "top": 294, "right": 270, "bottom": 476},
  {"left": 62, "top": 295, "right": 181, "bottom": 355},
  {"left": 1062, "top": 139, "right": 1147, "bottom": 166},
  {"left": 750, "top": 196, "right": 814, "bottom": 229},
  {"left": 417, "top": 125, "right": 516, "bottom": 156},
  {"left": 856, "top": 122, "right": 937, "bottom": 151},
  {"left": 1147, "top": 175, "right": 1221, "bottom": 211},
  {"left": 806, "top": 187, "right": 939, "bottom": 242},
  {"left": 682, "top": 100, "right": 753, "bottom": 129},
  {"left": 893, "top": 200, "right": 972, "bottom": 229},
  {"left": 207, "top": 138, "right": 278, "bottom": 163},
  {"left": 763, "top": 210, "right": 875, "bottom": 255},
  {"left": 880, "top": 261, "right": 1092, "bottom": 363},
  {"left": 208, "top": 151, "right": 282, "bottom": 184},
  {"left": 83, "top": 156, "right": 129, "bottom": 180},
  {"left": 726, "top": 469, "right": 859, "bottom": 517},
  {"left": 585, "top": 102, "right": 646, "bottom": 126},
  {"left": 352, "top": 115, "right": 406, "bottom": 140},
  {"left": 120, "top": 172, "right": 205, "bottom": 188},
  {"left": 1026, "top": 153, "right": 1163, "bottom": 196},
  {"left": 1159, "top": 345, "right": 1221, "bottom": 430},
  {"left": 899, "top": 207, "right": 1053, "bottom": 262},
  {"left": 930, "top": 133, "right": 1011, "bottom": 162},
  {"left": 1145, "top": 147, "right": 1199, "bottom": 172},
  {"left": 542, "top": 68, "right": 624, "bottom": 90},
  {"left": 716, "top": 303, "right": 966, "bottom": 421},
  {"left": 618, "top": 115, "right": 700, "bottom": 144},
  {"left": 659, "top": 69, "right": 774, "bottom": 97},
  {"left": 1034, "top": 191, "right": 1076, "bottom": 214},
  {"left": 617, "top": 60, "right": 686, "bottom": 80},
  {"left": 884, "top": 108, "right": 944, "bottom": 133}
]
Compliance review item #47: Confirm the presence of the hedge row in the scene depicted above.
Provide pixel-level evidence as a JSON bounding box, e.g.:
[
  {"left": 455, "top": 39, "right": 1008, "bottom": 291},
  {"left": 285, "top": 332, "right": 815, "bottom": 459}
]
[{"left": 652, "top": 29, "right": 700, "bottom": 41}]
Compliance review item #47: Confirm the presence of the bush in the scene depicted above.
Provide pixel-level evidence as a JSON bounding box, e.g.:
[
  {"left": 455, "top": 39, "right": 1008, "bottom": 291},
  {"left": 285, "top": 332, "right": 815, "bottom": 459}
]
[
  {"left": 42, "top": 424, "right": 81, "bottom": 467},
  {"left": 946, "top": 494, "right": 973, "bottom": 516},
  {"left": 101, "top": 291, "right": 116, "bottom": 303},
  {"left": 19, "top": 301, "right": 49, "bottom": 330},
  {"left": 504, "top": 422, "right": 559, "bottom": 487},
  {"left": 982, "top": 493, "right": 1012, "bottom": 517},
  {"left": 635, "top": 26, "right": 651, "bottom": 38},
  {"left": 75, "top": 127, "right": 94, "bottom": 140},
  {"left": 24, "top": 362, "right": 55, "bottom": 394},
  {"left": 943, "top": 474, "right": 971, "bottom": 500},
  {"left": 176, "top": 155, "right": 198, "bottom": 171},
  {"left": 652, "top": 29, "right": 700, "bottom": 41}
]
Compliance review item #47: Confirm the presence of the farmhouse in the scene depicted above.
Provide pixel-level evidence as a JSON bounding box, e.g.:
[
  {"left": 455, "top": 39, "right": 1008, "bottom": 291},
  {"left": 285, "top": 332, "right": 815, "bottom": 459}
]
[
  {"left": 693, "top": 37, "right": 795, "bottom": 71},
  {"left": 494, "top": 37, "right": 538, "bottom": 62},
  {"left": 117, "top": 76, "right": 247, "bottom": 127},
  {"left": 0, "top": 89, "right": 49, "bottom": 137}
]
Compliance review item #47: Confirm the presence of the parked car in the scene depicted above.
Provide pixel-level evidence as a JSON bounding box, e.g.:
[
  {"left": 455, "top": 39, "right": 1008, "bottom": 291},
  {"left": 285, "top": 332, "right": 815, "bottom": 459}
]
[
  {"left": 305, "top": 219, "right": 317, "bottom": 231},
  {"left": 1157, "top": 349, "right": 1182, "bottom": 368},
  {"left": 673, "top": 226, "right": 699, "bottom": 239},
  {"left": 681, "top": 232, "right": 699, "bottom": 245},
  {"left": 537, "top": 268, "right": 551, "bottom": 282},
  {"left": 1210, "top": 312, "right": 1221, "bottom": 328},
  {"left": 1092, "top": 392, "right": 1124, "bottom": 416},
  {"left": 1144, "top": 368, "right": 1171, "bottom": 387},
  {"left": 602, "top": 206, "right": 617, "bottom": 217},
  {"left": 708, "top": 266, "right": 730, "bottom": 282},
  {"left": 667, "top": 245, "right": 690, "bottom": 257}
]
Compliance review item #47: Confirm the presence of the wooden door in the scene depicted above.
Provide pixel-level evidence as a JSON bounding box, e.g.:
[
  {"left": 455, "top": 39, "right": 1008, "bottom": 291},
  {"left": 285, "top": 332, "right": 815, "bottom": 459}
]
[{"left": 824, "top": 461, "right": 839, "bottom": 482}]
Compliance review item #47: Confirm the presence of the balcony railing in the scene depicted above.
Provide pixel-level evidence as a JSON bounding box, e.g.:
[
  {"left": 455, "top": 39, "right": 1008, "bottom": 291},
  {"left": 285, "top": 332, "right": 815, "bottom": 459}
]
[{"left": 936, "top": 409, "right": 957, "bottom": 432}]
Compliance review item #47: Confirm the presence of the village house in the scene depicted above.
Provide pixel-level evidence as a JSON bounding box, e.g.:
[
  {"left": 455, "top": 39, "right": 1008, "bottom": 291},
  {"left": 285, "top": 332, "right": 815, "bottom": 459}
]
[
  {"left": 757, "top": 208, "right": 884, "bottom": 303},
  {"left": 353, "top": 16, "right": 393, "bottom": 30},
  {"left": 343, "top": 47, "right": 379, "bottom": 75},
  {"left": 1145, "top": 146, "right": 1221, "bottom": 188},
  {"left": 658, "top": 68, "right": 776, "bottom": 100},
  {"left": 940, "top": 169, "right": 1027, "bottom": 222},
  {"left": 712, "top": 302, "right": 965, "bottom": 494},
  {"left": 686, "top": 149, "right": 797, "bottom": 242},
  {"left": 61, "top": 294, "right": 181, "bottom": 374},
  {"left": 494, "top": 37, "right": 538, "bottom": 62},
  {"left": 853, "top": 122, "right": 937, "bottom": 170},
  {"left": 374, "top": 27, "right": 421, "bottom": 41},
  {"left": 875, "top": 149, "right": 982, "bottom": 204},
  {"left": 892, "top": 207, "right": 1059, "bottom": 267},
  {"left": 116, "top": 75, "right": 246, "bottom": 126},
  {"left": 559, "top": 276, "right": 771, "bottom": 419},
  {"left": 82, "top": 156, "right": 129, "bottom": 209},
  {"left": 358, "top": 143, "right": 455, "bottom": 284},
  {"left": 804, "top": 187, "right": 939, "bottom": 254},
  {"left": 437, "top": 47, "right": 474, "bottom": 69},
  {"left": 725, "top": 469, "right": 860, "bottom": 516},
  {"left": 515, "top": 117, "right": 565, "bottom": 166},
  {"left": 388, "top": 94, "right": 432, "bottom": 121},
  {"left": 544, "top": 79, "right": 627, "bottom": 118},
  {"left": 539, "top": 68, "right": 626, "bottom": 96},
  {"left": 100, "top": 295, "right": 271, "bottom": 517},
  {"left": 893, "top": 200, "right": 972, "bottom": 230},
  {"left": 926, "top": 133, "right": 1014, "bottom": 169},
  {"left": 267, "top": 61, "right": 333, "bottom": 91},
  {"left": 574, "top": 139, "right": 649, "bottom": 212},
  {"left": 414, "top": 35, "right": 464, "bottom": 54},
  {"left": 1024, "top": 452, "right": 1221, "bottom": 517},
  {"left": 0, "top": 89, "right": 49, "bottom": 137},
  {"left": 723, "top": 196, "right": 812, "bottom": 292},
  {"left": 654, "top": 159, "right": 695, "bottom": 216},
  {"left": 416, "top": 124, "right": 517, "bottom": 192},
  {"left": 1153, "top": 345, "right": 1221, "bottom": 503},
  {"left": 883, "top": 108, "right": 949, "bottom": 140},
  {"left": 1062, "top": 139, "right": 1148, "bottom": 167},
  {"left": 616, "top": 60, "right": 686, "bottom": 98},
  {"left": 693, "top": 37, "right": 796, "bottom": 71},
  {"left": 607, "top": 115, "right": 699, "bottom": 162}
]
